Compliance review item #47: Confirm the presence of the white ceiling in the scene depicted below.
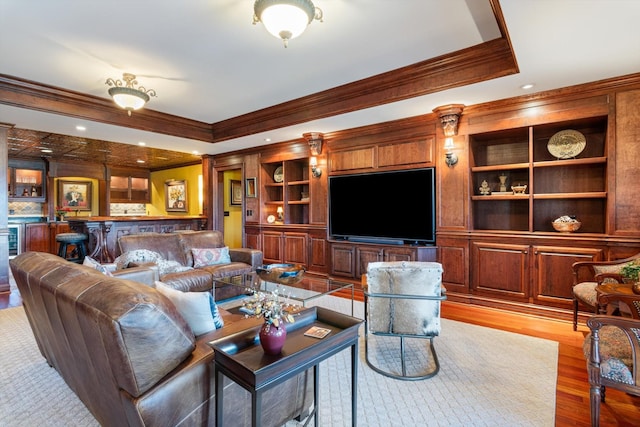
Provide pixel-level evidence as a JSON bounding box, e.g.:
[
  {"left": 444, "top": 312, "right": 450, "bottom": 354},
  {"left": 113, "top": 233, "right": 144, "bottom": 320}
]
[{"left": 1, "top": 0, "right": 639, "bottom": 156}]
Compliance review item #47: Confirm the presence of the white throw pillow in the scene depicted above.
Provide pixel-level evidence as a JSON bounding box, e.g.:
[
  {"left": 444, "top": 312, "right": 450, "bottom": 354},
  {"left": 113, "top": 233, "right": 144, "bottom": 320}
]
[
  {"left": 114, "top": 249, "right": 163, "bottom": 270},
  {"left": 191, "top": 247, "right": 231, "bottom": 268},
  {"left": 82, "top": 256, "right": 113, "bottom": 276},
  {"left": 154, "top": 281, "right": 223, "bottom": 335}
]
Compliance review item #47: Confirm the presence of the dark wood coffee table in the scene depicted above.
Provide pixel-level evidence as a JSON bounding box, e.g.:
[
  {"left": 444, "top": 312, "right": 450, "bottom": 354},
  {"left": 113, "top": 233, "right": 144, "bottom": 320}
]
[{"left": 208, "top": 306, "right": 362, "bottom": 427}]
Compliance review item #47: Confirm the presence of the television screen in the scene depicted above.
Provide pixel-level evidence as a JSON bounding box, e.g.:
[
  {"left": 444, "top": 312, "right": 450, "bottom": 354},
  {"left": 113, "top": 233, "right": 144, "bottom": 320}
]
[{"left": 329, "top": 168, "right": 435, "bottom": 245}]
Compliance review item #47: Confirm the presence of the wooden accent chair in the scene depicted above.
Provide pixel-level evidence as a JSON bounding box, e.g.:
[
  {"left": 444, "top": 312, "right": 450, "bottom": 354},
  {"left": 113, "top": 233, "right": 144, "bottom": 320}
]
[
  {"left": 572, "top": 254, "right": 640, "bottom": 331},
  {"left": 363, "top": 261, "right": 446, "bottom": 381},
  {"left": 584, "top": 293, "right": 640, "bottom": 426}
]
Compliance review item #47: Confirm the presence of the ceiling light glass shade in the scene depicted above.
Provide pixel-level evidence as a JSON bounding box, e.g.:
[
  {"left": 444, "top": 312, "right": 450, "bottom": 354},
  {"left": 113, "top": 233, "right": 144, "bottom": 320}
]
[
  {"left": 253, "top": 0, "right": 323, "bottom": 47},
  {"left": 105, "top": 73, "right": 157, "bottom": 116},
  {"left": 108, "top": 87, "right": 149, "bottom": 111}
]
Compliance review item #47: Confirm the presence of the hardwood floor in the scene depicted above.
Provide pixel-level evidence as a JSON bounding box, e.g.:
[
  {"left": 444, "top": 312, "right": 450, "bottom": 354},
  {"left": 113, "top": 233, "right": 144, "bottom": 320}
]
[{"left": 2, "top": 286, "right": 639, "bottom": 426}]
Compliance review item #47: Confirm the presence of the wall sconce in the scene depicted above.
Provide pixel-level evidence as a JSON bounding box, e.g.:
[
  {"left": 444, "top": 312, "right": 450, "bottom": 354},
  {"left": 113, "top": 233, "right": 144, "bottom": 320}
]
[
  {"left": 433, "top": 104, "right": 464, "bottom": 168},
  {"left": 276, "top": 206, "right": 284, "bottom": 222},
  {"left": 444, "top": 138, "right": 457, "bottom": 167},
  {"left": 303, "top": 132, "right": 324, "bottom": 155},
  {"left": 310, "top": 156, "right": 322, "bottom": 178}
]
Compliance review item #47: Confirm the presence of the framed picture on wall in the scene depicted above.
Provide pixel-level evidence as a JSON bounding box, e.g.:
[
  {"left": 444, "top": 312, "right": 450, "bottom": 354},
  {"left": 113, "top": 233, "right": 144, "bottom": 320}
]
[
  {"left": 245, "top": 177, "right": 257, "bottom": 198},
  {"left": 230, "top": 180, "right": 242, "bottom": 205},
  {"left": 58, "top": 180, "right": 92, "bottom": 211},
  {"left": 165, "top": 180, "right": 188, "bottom": 212}
]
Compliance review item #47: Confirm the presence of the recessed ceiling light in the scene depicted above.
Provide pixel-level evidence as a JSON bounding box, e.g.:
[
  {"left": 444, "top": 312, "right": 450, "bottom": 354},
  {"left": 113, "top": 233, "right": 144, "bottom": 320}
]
[
  {"left": 136, "top": 159, "right": 145, "bottom": 163},
  {"left": 192, "top": 150, "right": 199, "bottom": 155},
  {"left": 138, "top": 141, "right": 146, "bottom": 146},
  {"left": 520, "top": 83, "right": 534, "bottom": 90},
  {"left": 40, "top": 149, "right": 53, "bottom": 153},
  {"left": 265, "top": 138, "right": 271, "bottom": 142},
  {"left": 76, "top": 125, "right": 86, "bottom": 131}
]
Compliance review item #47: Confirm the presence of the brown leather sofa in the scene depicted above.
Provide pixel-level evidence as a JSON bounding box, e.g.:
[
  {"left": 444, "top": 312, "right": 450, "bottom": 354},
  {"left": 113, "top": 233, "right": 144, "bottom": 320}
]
[
  {"left": 10, "top": 252, "right": 312, "bottom": 427},
  {"left": 117, "top": 230, "right": 262, "bottom": 300}
]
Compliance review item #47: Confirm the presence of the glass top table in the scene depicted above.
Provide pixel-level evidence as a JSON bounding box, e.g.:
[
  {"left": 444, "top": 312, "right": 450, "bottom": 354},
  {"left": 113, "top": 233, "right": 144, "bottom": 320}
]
[{"left": 216, "top": 272, "right": 355, "bottom": 315}]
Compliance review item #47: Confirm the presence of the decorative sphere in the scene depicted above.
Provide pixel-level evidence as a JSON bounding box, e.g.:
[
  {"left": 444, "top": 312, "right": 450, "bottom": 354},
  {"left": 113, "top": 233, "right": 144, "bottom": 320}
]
[{"left": 256, "top": 263, "right": 306, "bottom": 285}]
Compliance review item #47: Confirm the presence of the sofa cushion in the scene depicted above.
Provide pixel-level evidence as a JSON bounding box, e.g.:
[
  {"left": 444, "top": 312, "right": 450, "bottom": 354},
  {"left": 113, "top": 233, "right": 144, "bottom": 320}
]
[
  {"left": 192, "top": 247, "right": 231, "bottom": 267},
  {"left": 119, "top": 233, "right": 187, "bottom": 265},
  {"left": 155, "top": 281, "right": 224, "bottom": 335},
  {"left": 160, "top": 269, "right": 215, "bottom": 293}
]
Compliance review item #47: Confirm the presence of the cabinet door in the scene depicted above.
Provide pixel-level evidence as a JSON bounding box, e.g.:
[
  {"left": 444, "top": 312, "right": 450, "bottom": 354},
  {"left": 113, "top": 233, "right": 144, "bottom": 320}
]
[
  {"left": 262, "top": 232, "right": 283, "bottom": 263},
  {"left": 356, "top": 246, "right": 383, "bottom": 278},
  {"left": 438, "top": 237, "right": 469, "bottom": 294},
  {"left": 308, "top": 234, "right": 328, "bottom": 274},
  {"left": 471, "top": 241, "right": 529, "bottom": 302},
  {"left": 283, "top": 232, "right": 307, "bottom": 265},
  {"left": 330, "top": 244, "right": 356, "bottom": 277},
  {"left": 532, "top": 245, "right": 604, "bottom": 307},
  {"left": 25, "top": 223, "right": 50, "bottom": 253},
  {"left": 384, "top": 247, "right": 415, "bottom": 262}
]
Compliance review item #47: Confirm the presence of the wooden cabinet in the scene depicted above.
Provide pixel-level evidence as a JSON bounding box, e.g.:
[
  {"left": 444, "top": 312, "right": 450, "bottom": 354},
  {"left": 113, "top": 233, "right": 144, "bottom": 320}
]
[
  {"left": 470, "top": 116, "right": 608, "bottom": 233},
  {"left": 24, "top": 223, "right": 50, "bottom": 253},
  {"left": 260, "top": 228, "right": 327, "bottom": 274},
  {"left": 109, "top": 168, "right": 150, "bottom": 203},
  {"left": 469, "top": 238, "right": 606, "bottom": 309},
  {"left": 8, "top": 159, "right": 46, "bottom": 202},
  {"left": 330, "top": 241, "right": 437, "bottom": 279},
  {"left": 329, "top": 138, "right": 434, "bottom": 174}
]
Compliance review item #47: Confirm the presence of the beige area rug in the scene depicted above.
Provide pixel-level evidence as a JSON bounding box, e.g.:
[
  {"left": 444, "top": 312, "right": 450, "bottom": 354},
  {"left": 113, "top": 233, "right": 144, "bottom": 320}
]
[{"left": 0, "top": 296, "right": 558, "bottom": 426}]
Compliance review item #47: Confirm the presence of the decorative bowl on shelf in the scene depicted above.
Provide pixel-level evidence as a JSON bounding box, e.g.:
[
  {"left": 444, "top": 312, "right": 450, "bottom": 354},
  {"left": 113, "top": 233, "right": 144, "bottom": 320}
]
[
  {"left": 552, "top": 219, "right": 582, "bottom": 233},
  {"left": 256, "top": 263, "right": 306, "bottom": 285},
  {"left": 511, "top": 184, "right": 527, "bottom": 194}
]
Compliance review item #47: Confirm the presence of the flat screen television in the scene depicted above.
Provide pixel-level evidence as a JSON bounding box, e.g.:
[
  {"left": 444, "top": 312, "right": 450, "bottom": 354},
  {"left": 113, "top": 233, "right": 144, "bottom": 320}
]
[{"left": 329, "top": 168, "right": 436, "bottom": 245}]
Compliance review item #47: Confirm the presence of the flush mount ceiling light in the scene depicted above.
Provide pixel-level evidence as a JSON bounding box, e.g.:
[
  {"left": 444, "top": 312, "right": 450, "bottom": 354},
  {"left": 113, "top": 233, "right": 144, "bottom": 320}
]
[
  {"left": 105, "top": 73, "right": 157, "bottom": 116},
  {"left": 253, "top": 0, "right": 323, "bottom": 47}
]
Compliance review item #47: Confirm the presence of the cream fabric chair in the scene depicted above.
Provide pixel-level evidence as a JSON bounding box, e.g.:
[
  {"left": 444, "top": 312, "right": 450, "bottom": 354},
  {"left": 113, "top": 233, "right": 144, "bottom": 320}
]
[
  {"left": 572, "top": 254, "right": 640, "bottom": 331},
  {"left": 363, "top": 261, "right": 446, "bottom": 380}
]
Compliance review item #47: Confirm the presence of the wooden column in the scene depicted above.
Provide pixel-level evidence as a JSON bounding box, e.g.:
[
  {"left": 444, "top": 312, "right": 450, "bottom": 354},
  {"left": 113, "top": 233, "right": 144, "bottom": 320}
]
[{"left": 0, "top": 123, "right": 12, "bottom": 291}]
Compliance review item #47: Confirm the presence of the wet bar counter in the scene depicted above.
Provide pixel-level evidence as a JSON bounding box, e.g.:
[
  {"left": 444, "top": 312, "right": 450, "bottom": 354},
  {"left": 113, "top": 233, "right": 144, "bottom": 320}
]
[{"left": 68, "top": 216, "right": 207, "bottom": 263}]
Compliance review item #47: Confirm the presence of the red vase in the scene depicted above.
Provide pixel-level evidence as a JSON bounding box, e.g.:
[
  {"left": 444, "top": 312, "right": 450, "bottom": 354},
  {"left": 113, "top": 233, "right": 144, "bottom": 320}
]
[{"left": 259, "top": 322, "right": 287, "bottom": 355}]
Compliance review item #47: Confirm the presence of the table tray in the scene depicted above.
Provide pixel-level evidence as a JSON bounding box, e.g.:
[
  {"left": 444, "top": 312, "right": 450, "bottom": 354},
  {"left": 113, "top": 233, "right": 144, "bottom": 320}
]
[{"left": 209, "top": 306, "right": 362, "bottom": 390}]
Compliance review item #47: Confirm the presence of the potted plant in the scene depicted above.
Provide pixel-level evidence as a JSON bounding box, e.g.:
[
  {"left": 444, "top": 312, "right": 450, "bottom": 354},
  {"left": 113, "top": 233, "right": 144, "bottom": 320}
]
[
  {"left": 54, "top": 206, "right": 72, "bottom": 221},
  {"left": 242, "top": 287, "right": 297, "bottom": 355},
  {"left": 620, "top": 261, "right": 640, "bottom": 283}
]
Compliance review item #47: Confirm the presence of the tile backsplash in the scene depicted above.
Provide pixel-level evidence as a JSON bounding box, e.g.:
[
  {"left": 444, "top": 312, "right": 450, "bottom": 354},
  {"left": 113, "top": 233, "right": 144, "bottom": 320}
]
[
  {"left": 8, "top": 202, "right": 44, "bottom": 216},
  {"left": 110, "top": 203, "right": 147, "bottom": 216}
]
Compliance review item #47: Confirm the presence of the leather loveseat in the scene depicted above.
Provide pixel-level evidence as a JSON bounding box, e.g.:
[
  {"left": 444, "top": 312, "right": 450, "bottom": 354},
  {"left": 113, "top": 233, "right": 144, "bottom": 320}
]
[
  {"left": 117, "top": 230, "right": 262, "bottom": 300},
  {"left": 10, "top": 251, "right": 313, "bottom": 427}
]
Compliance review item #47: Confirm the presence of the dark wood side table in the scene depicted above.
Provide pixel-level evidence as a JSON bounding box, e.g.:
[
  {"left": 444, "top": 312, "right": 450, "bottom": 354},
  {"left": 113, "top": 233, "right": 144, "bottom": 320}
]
[
  {"left": 595, "top": 281, "right": 636, "bottom": 315},
  {"left": 209, "top": 306, "right": 363, "bottom": 427}
]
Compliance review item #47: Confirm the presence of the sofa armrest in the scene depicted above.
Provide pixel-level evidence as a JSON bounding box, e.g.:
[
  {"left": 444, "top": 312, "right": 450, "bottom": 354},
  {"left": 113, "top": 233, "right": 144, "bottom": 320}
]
[
  {"left": 112, "top": 266, "right": 159, "bottom": 286},
  {"left": 229, "top": 248, "right": 263, "bottom": 269}
]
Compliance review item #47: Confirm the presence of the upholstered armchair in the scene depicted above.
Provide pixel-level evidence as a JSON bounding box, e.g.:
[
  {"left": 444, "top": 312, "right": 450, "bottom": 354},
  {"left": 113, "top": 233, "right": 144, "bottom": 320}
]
[
  {"left": 572, "top": 253, "right": 640, "bottom": 330},
  {"left": 363, "top": 261, "right": 446, "bottom": 381},
  {"left": 584, "top": 294, "right": 640, "bottom": 426}
]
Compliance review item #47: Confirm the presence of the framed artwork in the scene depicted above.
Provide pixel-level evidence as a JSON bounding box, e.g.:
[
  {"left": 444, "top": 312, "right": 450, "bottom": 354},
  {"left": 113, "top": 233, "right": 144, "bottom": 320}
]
[
  {"left": 58, "top": 180, "right": 92, "bottom": 211},
  {"left": 165, "top": 180, "right": 188, "bottom": 212},
  {"left": 230, "top": 180, "right": 242, "bottom": 205},
  {"left": 245, "top": 177, "right": 257, "bottom": 198}
]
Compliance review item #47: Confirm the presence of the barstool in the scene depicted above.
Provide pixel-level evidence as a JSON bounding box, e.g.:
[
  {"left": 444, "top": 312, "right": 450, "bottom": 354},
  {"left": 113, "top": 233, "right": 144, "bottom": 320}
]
[{"left": 56, "top": 233, "right": 88, "bottom": 264}]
